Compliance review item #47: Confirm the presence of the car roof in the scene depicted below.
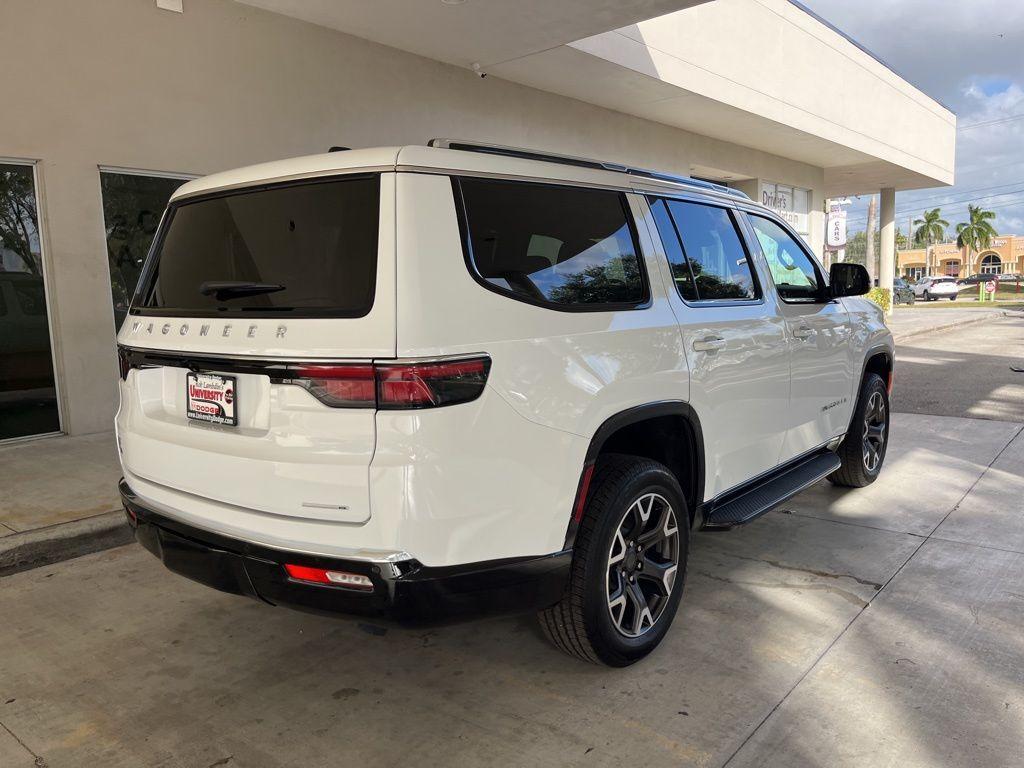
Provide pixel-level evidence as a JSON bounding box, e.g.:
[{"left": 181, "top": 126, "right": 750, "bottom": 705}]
[{"left": 170, "top": 144, "right": 757, "bottom": 210}]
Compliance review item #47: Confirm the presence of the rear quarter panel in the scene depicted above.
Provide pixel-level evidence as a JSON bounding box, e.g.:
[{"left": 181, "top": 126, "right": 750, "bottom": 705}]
[{"left": 377, "top": 172, "right": 689, "bottom": 563}]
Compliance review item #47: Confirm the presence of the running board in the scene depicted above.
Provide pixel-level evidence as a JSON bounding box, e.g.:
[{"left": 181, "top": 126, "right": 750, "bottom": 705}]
[{"left": 702, "top": 450, "right": 841, "bottom": 531}]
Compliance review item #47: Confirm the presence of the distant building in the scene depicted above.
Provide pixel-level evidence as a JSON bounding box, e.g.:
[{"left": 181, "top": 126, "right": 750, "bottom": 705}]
[{"left": 898, "top": 236, "right": 1024, "bottom": 280}]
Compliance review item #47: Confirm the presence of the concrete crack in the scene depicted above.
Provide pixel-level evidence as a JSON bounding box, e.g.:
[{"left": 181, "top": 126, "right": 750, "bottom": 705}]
[
  {"left": 709, "top": 551, "right": 883, "bottom": 589},
  {"left": 698, "top": 570, "right": 869, "bottom": 609}
]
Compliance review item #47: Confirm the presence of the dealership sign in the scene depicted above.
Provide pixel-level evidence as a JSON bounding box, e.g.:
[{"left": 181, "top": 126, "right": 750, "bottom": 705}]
[
  {"left": 826, "top": 205, "right": 847, "bottom": 249},
  {"left": 760, "top": 181, "right": 810, "bottom": 234}
]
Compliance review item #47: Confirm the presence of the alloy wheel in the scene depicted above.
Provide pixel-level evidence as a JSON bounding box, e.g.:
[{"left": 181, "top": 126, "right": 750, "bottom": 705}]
[
  {"left": 862, "top": 390, "right": 887, "bottom": 473},
  {"left": 606, "top": 493, "right": 680, "bottom": 638}
]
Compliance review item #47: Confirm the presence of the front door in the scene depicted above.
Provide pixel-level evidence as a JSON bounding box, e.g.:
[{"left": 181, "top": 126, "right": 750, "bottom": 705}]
[
  {"left": 743, "top": 213, "right": 854, "bottom": 462},
  {"left": 0, "top": 162, "right": 60, "bottom": 440},
  {"left": 642, "top": 196, "right": 791, "bottom": 499}
]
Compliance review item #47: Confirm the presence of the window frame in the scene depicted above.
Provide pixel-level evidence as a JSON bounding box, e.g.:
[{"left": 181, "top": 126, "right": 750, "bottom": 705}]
[
  {"left": 645, "top": 194, "right": 765, "bottom": 308},
  {"left": 129, "top": 173, "right": 382, "bottom": 319},
  {"left": 740, "top": 209, "right": 831, "bottom": 305},
  {"left": 451, "top": 176, "right": 652, "bottom": 313}
]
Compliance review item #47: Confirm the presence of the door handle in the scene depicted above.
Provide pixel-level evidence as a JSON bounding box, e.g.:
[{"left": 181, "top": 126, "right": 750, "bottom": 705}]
[
  {"left": 693, "top": 336, "right": 727, "bottom": 352},
  {"left": 793, "top": 325, "right": 815, "bottom": 340}
]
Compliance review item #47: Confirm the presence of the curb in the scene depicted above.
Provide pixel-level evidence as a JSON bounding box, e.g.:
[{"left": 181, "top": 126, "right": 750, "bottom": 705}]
[
  {"left": 893, "top": 310, "right": 1010, "bottom": 344},
  {"left": 0, "top": 510, "right": 134, "bottom": 578}
]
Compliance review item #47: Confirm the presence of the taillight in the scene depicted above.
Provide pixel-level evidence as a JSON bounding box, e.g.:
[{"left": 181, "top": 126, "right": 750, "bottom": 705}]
[
  {"left": 287, "top": 364, "right": 376, "bottom": 407},
  {"left": 376, "top": 358, "right": 490, "bottom": 409},
  {"left": 278, "top": 356, "right": 490, "bottom": 410}
]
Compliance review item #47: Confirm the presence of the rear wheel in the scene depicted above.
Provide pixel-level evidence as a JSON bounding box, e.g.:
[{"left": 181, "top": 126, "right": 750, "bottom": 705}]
[
  {"left": 539, "top": 455, "right": 689, "bottom": 666},
  {"left": 949, "top": 295, "right": 957, "bottom": 301},
  {"left": 829, "top": 373, "right": 889, "bottom": 488}
]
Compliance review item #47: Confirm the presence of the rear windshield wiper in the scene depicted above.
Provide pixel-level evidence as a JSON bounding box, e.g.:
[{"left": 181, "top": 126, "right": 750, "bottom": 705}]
[{"left": 199, "top": 281, "right": 285, "bottom": 301}]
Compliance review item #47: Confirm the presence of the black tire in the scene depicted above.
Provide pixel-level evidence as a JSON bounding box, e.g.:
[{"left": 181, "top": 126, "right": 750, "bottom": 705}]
[
  {"left": 924, "top": 290, "right": 932, "bottom": 301},
  {"left": 949, "top": 295, "right": 957, "bottom": 301},
  {"left": 829, "top": 373, "right": 889, "bottom": 488},
  {"left": 539, "top": 455, "right": 690, "bottom": 667}
]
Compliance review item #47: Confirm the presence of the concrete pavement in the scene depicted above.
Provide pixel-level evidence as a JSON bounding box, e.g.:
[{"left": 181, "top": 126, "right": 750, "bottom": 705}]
[
  {"left": 2, "top": 411, "right": 1022, "bottom": 768},
  {"left": 893, "top": 312, "right": 1024, "bottom": 422}
]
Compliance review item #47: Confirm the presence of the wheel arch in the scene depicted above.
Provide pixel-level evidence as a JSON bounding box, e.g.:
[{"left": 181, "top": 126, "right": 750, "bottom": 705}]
[{"left": 562, "top": 401, "right": 706, "bottom": 550}]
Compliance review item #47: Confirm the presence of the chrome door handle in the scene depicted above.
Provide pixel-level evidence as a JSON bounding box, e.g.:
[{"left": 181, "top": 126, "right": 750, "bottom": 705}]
[
  {"left": 793, "top": 326, "right": 815, "bottom": 340},
  {"left": 693, "top": 336, "right": 726, "bottom": 352}
]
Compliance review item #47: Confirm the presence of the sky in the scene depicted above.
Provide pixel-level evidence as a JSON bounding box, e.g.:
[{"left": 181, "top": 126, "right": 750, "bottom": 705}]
[{"left": 800, "top": 0, "right": 1024, "bottom": 241}]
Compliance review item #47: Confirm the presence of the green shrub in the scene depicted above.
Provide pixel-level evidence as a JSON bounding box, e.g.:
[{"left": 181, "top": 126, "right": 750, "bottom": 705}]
[{"left": 865, "top": 287, "right": 891, "bottom": 313}]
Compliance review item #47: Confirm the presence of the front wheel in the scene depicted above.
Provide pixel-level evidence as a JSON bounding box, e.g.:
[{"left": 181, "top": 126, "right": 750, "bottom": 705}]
[
  {"left": 924, "top": 290, "right": 932, "bottom": 301},
  {"left": 949, "top": 295, "right": 957, "bottom": 301},
  {"left": 539, "top": 455, "right": 689, "bottom": 666},
  {"left": 829, "top": 373, "right": 889, "bottom": 487}
]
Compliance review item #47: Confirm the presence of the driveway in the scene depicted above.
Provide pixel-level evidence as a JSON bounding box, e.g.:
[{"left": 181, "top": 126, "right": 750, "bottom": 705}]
[{"left": 2, "top": 326, "right": 1023, "bottom": 767}]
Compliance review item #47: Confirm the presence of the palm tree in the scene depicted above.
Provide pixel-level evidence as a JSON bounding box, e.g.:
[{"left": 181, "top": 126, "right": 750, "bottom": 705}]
[
  {"left": 956, "top": 204, "right": 999, "bottom": 274},
  {"left": 912, "top": 208, "right": 948, "bottom": 247}
]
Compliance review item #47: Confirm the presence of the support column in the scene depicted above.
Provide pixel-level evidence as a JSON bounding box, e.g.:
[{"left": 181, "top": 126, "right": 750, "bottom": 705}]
[{"left": 879, "top": 187, "right": 896, "bottom": 315}]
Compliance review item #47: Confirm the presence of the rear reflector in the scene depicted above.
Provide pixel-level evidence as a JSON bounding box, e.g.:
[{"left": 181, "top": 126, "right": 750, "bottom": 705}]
[
  {"left": 279, "top": 356, "right": 490, "bottom": 410},
  {"left": 284, "top": 564, "right": 374, "bottom": 591},
  {"left": 572, "top": 463, "right": 596, "bottom": 523}
]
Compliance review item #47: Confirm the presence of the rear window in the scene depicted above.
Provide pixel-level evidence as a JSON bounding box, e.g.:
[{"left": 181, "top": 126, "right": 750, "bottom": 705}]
[
  {"left": 455, "top": 178, "right": 647, "bottom": 310},
  {"left": 134, "top": 175, "right": 380, "bottom": 317}
]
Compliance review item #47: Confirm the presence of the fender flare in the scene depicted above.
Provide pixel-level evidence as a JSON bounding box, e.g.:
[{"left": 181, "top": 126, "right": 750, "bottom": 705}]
[{"left": 562, "top": 401, "right": 706, "bottom": 549}]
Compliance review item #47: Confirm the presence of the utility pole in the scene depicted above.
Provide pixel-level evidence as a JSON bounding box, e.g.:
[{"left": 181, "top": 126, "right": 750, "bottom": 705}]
[{"left": 865, "top": 195, "right": 877, "bottom": 285}]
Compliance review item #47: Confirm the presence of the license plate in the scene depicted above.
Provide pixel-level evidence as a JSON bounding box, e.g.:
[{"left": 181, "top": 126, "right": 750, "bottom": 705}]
[{"left": 186, "top": 372, "right": 238, "bottom": 426}]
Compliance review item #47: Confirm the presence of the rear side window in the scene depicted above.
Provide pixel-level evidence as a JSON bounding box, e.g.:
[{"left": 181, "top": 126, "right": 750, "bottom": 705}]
[
  {"left": 456, "top": 178, "right": 647, "bottom": 310},
  {"left": 649, "top": 198, "right": 759, "bottom": 301},
  {"left": 135, "top": 175, "right": 380, "bottom": 317},
  {"left": 748, "top": 214, "right": 822, "bottom": 302}
]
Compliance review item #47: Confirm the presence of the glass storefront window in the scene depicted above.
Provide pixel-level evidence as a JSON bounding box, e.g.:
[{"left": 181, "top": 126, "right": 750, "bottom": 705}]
[
  {"left": 100, "top": 170, "right": 189, "bottom": 330},
  {"left": 0, "top": 162, "right": 60, "bottom": 440}
]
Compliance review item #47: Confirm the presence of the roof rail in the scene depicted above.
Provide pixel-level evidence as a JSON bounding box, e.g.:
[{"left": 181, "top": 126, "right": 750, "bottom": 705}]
[{"left": 427, "top": 138, "right": 750, "bottom": 200}]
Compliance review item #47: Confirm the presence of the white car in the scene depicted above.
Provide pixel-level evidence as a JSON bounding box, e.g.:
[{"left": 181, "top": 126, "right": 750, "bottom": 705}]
[
  {"left": 116, "top": 141, "right": 893, "bottom": 666},
  {"left": 913, "top": 275, "right": 960, "bottom": 301}
]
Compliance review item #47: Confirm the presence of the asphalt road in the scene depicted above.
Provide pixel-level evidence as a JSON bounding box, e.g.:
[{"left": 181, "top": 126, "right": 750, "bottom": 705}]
[{"left": 893, "top": 311, "right": 1024, "bottom": 422}]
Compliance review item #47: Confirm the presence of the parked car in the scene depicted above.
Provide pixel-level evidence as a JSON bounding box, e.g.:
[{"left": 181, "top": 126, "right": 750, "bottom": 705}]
[
  {"left": 957, "top": 273, "right": 1022, "bottom": 286},
  {"left": 913, "top": 275, "right": 959, "bottom": 301},
  {"left": 115, "top": 141, "right": 893, "bottom": 666},
  {"left": 893, "top": 277, "right": 915, "bottom": 305}
]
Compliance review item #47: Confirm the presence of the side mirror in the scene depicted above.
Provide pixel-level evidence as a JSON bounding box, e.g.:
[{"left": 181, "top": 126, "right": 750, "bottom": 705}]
[{"left": 829, "top": 263, "right": 870, "bottom": 298}]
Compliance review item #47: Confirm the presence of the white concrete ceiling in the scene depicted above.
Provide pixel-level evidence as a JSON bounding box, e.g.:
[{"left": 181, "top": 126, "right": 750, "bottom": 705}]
[
  {"left": 235, "top": 0, "right": 708, "bottom": 69},
  {"left": 233, "top": 0, "right": 955, "bottom": 194}
]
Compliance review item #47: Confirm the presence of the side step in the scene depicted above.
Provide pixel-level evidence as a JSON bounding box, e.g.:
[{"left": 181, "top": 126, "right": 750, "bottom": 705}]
[{"left": 702, "top": 450, "right": 842, "bottom": 531}]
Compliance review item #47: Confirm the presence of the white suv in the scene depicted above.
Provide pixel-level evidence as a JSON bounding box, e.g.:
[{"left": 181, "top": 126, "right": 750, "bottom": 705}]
[
  {"left": 116, "top": 141, "right": 893, "bottom": 666},
  {"left": 913, "top": 275, "right": 959, "bottom": 301}
]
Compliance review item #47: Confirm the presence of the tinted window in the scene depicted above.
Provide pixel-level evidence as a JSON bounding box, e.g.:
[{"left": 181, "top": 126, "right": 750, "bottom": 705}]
[
  {"left": 749, "top": 215, "right": 822, "bottom": 302},
  {"left": 458, "top": 178, "right": 646, "bottom": 308},
  {"left": 650, "top": 198, "right": 757, "bottom": 301},
  {"left": 137, "top": 175, "right": 380, "bottom": 317}
]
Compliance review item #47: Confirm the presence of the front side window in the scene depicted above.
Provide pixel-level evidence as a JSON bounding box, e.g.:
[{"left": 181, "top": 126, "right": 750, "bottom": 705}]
[
  {"left": 749, "top": 215, "right": 823, "bottom": 302},
  {"left": 136, "top": 175, "right": 380, "bottom": 317},
  {"left": 456, "top": 178, "right": 646, "bottom": 309},
  {"left": 649, "top": 198, "right": 758, "bottom": 301}
]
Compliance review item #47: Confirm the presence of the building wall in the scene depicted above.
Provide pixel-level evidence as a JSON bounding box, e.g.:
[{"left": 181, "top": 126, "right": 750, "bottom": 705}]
[
  {"left": 1, "top": 0, "right": 828, "bottom": 436},
  {"left": 898, "top": 237, "right": 1024, "bottom": 278}
]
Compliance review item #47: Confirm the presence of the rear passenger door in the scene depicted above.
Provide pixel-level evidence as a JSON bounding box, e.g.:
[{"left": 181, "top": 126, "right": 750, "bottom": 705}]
[
  {"left": 742, "top": 213, "right": 854, "bottom": 461},
  {"left": 644, "top": 196, "right": 790, "bottom": 500}
]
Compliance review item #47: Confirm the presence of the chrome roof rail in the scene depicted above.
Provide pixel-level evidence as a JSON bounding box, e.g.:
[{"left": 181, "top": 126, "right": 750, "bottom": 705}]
[{"left": 428, "top": 138, "right": 750, "bottom": 200}]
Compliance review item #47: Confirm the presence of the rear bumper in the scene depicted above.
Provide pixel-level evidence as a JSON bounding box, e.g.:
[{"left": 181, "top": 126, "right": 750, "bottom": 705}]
[{"left": 119, "top": 480, "right": 570, "bottom": 625}]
